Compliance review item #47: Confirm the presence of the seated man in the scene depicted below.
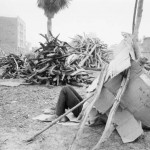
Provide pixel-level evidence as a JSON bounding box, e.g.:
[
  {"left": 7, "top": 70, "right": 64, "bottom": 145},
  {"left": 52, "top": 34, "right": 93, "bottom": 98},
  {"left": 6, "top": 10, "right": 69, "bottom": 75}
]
[
  {"left": 55, "top": 85, "right": 84, "bottom": 122},
  {"left": 54, "top": 83, "right": 107, "bottom": 125}
]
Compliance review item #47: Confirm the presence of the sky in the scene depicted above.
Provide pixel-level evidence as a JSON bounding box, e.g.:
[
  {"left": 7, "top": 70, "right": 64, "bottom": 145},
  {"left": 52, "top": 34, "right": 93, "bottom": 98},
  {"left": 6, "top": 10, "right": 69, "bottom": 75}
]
[{"left": 0, "top": 0, "right": 150, "bottom": 47}]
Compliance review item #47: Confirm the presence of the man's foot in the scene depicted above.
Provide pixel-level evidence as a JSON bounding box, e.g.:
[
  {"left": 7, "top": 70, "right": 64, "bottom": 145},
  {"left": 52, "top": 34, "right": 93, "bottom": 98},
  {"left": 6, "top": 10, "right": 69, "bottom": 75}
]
[{"left": 59, "top": 116, "right": 70, "bottom": 122}]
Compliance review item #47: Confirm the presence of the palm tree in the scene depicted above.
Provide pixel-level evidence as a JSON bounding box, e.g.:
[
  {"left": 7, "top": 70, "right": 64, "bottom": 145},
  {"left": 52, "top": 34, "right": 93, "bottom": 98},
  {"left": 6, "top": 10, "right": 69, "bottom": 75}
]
[{"left": 37, "top": 0, "right": 70, "bottom": 39}]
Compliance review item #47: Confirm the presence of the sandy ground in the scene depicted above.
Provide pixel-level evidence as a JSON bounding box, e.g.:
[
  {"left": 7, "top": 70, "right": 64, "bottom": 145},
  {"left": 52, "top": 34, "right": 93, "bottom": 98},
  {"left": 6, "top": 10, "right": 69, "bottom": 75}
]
[{"left": 1, "top": 84, "right": 150, "bottom": 150}]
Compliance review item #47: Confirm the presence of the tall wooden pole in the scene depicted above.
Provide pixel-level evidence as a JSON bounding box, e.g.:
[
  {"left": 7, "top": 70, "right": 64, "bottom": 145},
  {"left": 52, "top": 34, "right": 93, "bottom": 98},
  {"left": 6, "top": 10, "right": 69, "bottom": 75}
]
[
  {"left": 132, "top": 0, "right": 144, "bottom": 59},
  {"left": 132, "top": 0, "right": 138, "bottom": 34}
]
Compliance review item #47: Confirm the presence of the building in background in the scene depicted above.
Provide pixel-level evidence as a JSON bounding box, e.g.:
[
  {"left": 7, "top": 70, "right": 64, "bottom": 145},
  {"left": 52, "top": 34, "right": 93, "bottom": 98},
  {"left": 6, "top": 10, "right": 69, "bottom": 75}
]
[
  {"left": 25, "top": 41, "right": 32, "bottom": 53},
  {"left": 0, "top": 16, "right": 26, "bottom": 56}
]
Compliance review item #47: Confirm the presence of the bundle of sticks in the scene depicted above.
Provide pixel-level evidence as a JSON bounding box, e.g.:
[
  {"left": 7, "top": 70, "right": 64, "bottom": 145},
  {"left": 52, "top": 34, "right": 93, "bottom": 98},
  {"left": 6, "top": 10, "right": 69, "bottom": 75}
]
[{"left": 0, "top": 33, "right": 110, "bottom": 86}]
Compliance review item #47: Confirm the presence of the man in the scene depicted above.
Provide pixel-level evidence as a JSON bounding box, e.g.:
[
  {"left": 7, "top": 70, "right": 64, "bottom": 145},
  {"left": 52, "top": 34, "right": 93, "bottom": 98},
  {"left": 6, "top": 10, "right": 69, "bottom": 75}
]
[
  {"left": 53, "top": 74, "right": 107, "bottom": 125},
  {"left": 55, "top": 85, "right": 84, "bottom": 122}
]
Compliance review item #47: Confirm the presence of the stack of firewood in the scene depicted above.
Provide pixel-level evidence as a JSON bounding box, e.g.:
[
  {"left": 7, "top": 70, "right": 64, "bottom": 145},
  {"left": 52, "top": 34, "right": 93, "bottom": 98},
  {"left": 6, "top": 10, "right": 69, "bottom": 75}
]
[{"left": 0, "top": 33, "right": 110, "bottom": 86}]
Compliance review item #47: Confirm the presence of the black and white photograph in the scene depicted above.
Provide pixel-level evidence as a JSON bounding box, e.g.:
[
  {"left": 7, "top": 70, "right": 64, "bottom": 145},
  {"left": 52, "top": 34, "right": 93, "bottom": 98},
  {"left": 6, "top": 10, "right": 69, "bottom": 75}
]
[{"left": 0, "top": 0, "right": 150, "bottom": 150}]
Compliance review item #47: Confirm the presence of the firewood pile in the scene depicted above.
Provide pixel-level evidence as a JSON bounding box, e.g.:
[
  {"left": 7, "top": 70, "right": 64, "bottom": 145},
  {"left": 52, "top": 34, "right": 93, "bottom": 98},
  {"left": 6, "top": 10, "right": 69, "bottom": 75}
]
[
  {"left": 0, "top": 33, "right": 110, "bottom": 86},
  {"left": 0, "top": 54, "right": 24, "bottom": 79},
  {"left": 70, "top": 34, "right": 110, "bottom": 68}
]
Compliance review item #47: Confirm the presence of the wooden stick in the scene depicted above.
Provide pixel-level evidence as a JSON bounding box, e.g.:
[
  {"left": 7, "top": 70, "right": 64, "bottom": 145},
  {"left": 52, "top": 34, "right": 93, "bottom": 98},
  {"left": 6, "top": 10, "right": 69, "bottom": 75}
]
[
  {"left": 69, "top": 64, "right": 108, "bottom": 150},
  {"left": 79, "top": 45, "right": 97, "bottom": 67},
  {"left": 12, "top": 56, "right": 19, "bottom": 71},
  {"left": 24, "top": 93, "right": 94, "bottom": 143},
  {"left": 92, "top": 69, "right": 130, "bottom": 150}
]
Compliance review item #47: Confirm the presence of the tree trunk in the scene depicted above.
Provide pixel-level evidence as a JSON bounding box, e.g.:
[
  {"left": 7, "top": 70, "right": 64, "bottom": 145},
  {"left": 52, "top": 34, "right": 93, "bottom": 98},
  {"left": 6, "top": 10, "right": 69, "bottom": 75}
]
[{"left": 47, "top": 17, "right": 52, "bottom": 40}]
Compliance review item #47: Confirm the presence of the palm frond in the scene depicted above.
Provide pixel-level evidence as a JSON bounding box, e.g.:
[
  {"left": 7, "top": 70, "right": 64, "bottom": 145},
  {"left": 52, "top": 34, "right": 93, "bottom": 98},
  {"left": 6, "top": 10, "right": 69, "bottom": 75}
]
[{"left": 37, "top": 0, "right": 70, "bottom": 17}]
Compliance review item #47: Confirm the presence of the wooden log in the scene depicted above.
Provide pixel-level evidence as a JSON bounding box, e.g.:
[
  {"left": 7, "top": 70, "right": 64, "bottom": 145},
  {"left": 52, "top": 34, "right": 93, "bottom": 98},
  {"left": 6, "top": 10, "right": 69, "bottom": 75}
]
[{"left": 92, "top": 69, "right": 130, "bottom": 150}]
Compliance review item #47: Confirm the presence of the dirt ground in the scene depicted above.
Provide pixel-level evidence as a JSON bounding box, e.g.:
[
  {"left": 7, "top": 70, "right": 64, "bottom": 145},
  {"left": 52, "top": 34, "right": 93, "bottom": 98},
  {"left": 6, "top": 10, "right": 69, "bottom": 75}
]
[{"left": 1, "top": 84, "right": 150, "bottom": 150}]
